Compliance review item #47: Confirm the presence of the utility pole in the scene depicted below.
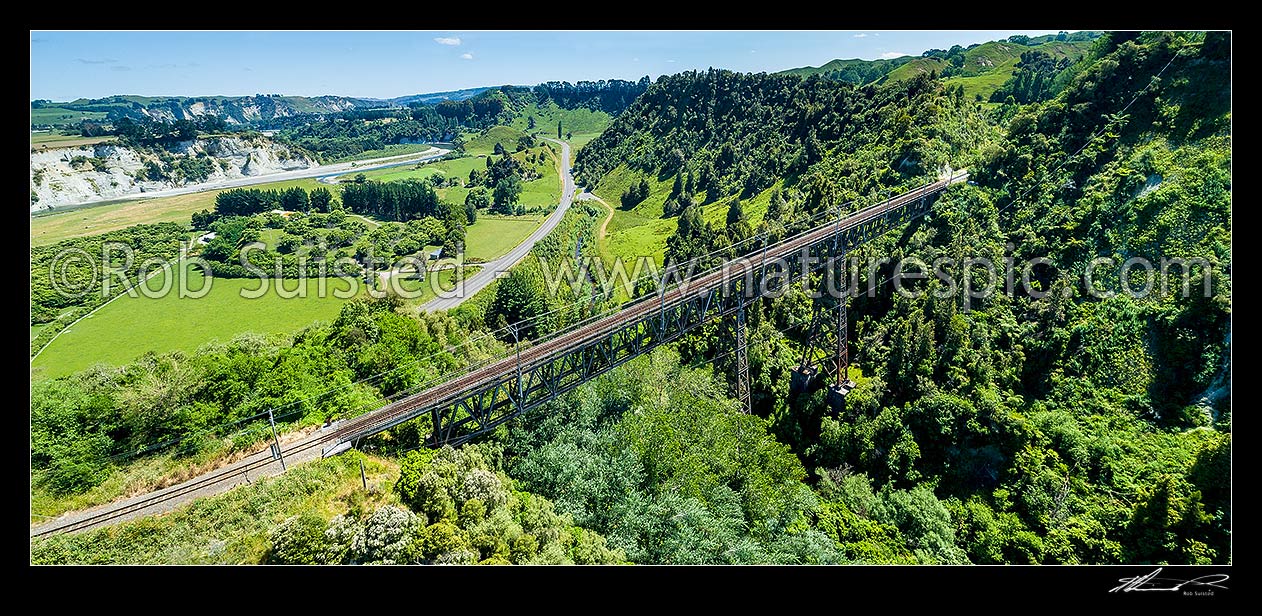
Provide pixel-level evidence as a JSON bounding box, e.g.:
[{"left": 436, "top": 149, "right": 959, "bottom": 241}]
[
  {"left": 359, "top": 458, "right": 367, "bottom": 490},
  {"left": 268, "top": 409, "right": 286, "bottom": 471}
]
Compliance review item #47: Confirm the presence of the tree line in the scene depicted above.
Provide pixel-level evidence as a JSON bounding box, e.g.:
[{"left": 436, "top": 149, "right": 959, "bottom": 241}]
[
  {"left": 113, "top": 115, "right": 230, "bottom": 146},
  {"left": 201, "top": 182, "right": 470, "bottom": 273},
  {"left": 211, "top": 186, "right": 336, "bottom": 218},
  {"left": 533, "top": 78, "right": 651, "bottom": 115}
]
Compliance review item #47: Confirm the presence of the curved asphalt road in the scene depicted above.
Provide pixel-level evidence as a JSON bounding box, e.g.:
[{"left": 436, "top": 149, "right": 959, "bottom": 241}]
[{"left": 420, "top": 137, "right": 576, "bottom": 312}]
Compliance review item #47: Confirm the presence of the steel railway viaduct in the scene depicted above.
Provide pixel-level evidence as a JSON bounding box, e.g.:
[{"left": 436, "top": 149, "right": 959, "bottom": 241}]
[
  {"left": 31, "top": 171, "right": 968, "bottom": 537},
  {"left": 323, "top": 170, "right": 970, "bottom": 453}
]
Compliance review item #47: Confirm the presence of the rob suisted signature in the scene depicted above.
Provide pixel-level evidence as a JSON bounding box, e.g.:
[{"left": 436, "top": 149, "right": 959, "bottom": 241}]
[{"left": 1110, "top": 568, "right": 1230, "bottom": 593}]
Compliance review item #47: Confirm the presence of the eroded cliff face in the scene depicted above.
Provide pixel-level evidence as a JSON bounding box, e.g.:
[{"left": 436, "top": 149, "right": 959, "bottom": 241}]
[{"left": 30, "top": 136, "right": 317, "bottom": 210}]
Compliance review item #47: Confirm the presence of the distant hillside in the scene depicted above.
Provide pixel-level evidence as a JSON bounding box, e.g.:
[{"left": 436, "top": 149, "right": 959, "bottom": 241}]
[
  {"left": 389, "top": 87, "right": 494, "bottom": 106},
  {"left": 891, "top": 38, "right": 1096, "bottom": 99},
  {"left": 778, "top": 56, "right": 916, "bottom": 81},
  {"left": 32, "top": 80, "right": 647, "bottom": 131},
  {"left": 778, "top": 32, "right": 1101, "bottom": 101},
  {"left": 272, "top": 79, "right": 650, "bottom": 162},
  {"left": 30, "top": 94, "right": 390, "bottom": 129}
]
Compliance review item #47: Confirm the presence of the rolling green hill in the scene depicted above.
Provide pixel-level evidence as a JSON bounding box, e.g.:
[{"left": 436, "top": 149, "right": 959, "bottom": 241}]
[
  {"left": 510, "top": 101, "right": 612, "bottom": 137},
  {"left": 778, "top": 56, "right": 916, "bottom": 82},
  {"left": 463, "top": 125, "right": 529, "bottom": 156},
  {"left": 885, "top": 40, "right": 1089, "bottom": 81},
  {"left": 779, "top": 33, "right": 1100, "bottom": 101}
]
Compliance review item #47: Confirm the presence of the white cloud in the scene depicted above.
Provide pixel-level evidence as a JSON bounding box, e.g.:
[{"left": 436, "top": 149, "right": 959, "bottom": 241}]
[
  {"left": 853, "top": 33, "right": 867, "bottom": 38},
  {"left": 750, "top": 49, "right": 757, "bottom": 53},
  {"left": 633, "top": 57, "right": 640, "bottom": 62},
  {"left": 880, "top": 52, "right": 910, "bottom": 59},
  {"left": 434, "top": 37, "right": 462, "bottom": 46},
  {"left": 666, "top": 59, "right": 676, "bottom": 63},
  {"left": 460, "top": 52, "right": 474, "bottom": 60}
]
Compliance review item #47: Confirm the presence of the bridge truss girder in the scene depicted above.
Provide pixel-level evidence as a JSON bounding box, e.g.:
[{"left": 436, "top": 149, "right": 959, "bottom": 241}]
[{"left": 339, "top": 190, "right": 939, "bottom": 448}]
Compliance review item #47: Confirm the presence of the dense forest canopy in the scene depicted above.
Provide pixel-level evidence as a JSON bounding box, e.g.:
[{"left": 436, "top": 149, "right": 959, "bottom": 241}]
[
  {"left": 532, "top": 78, "right": 651, "bottom": 115},
  {"left": 569, "top": 31, "right": 1231, "bottom": 564},
  {"left": 574, "top": 69, "right": 991, "bottom": 203}
]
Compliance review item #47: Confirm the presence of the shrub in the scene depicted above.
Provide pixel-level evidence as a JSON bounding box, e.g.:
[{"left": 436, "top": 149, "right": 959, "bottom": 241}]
[{"left": 266, "top": 513, "right": 328, "bottom": 564}]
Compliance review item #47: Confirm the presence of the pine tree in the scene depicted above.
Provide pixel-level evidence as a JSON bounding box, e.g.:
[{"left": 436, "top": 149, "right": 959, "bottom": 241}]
[
  {"left": 1031, "top": 72, "right": 1046, "bottom": 102},
  {"left": 767, "top": 190, "right": 785, "bottom": 221},
  {"left": 726, "top": 197, "right": 746, "bottom": 227},
  {"left": 805, "top": 128, "right": 822, "bottom": 165}
]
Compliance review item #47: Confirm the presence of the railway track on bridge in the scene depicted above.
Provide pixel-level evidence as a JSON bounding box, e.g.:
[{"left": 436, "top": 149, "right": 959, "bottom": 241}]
[{"left": 326, "top": 170, "right": 969, "bottom": 447}]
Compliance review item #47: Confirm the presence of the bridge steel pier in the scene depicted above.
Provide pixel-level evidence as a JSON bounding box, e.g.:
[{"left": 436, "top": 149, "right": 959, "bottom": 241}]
[{"left": 729, "top": 299, "right": 752, "bottom": 414}]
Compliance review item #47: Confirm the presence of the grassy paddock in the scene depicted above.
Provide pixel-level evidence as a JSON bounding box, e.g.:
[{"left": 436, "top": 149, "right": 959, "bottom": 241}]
[
  {"left": 328, "top": 143, "right": 435, "bottom": 163},
  {"left": 567, "top": 132, "right": 602, "bottom": 160},
  {"left": 944, "top": 57, "right": 1021, "bottom": 101},
  {"left": 463, "top": 126, "right": 527, "bottom": 156},
  {"left": 591, "top": 166, "right": 780, "bottom": 300},
  {"left": 355, "top": 155, "right": 486, "bottom": 184},
  {"left": 31, "top": 268, "right": 359, "bottom": 379},
  {"left": 31, "top": 133, "right": 115, "bottom": 149},
  {"left": 30, "top": 178, "right": 327, "bottom": 246},
  {"left": 31, "top": 107, "right": 107, "bottom": 127},
  {"left": 464, "top": 215, "right": 544, "bottom": 261}
]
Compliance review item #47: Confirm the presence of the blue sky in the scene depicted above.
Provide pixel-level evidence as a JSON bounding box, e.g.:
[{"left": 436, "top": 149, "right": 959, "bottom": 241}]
[{"left": 30, "top": 30, "right": 1062, "bottom": 101}]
